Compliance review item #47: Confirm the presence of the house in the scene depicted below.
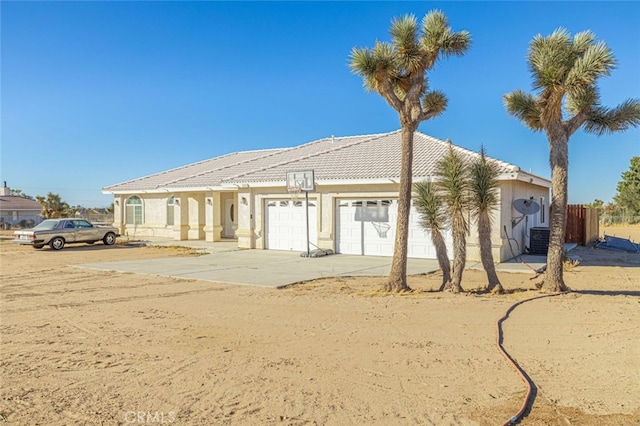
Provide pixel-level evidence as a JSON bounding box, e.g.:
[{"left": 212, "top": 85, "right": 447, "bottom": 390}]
[
  {"left": 102, "top": 130, "right": 550, "bottom": 262},
  {"left": 0, "top": 183, "right": 43, "bottom": 228}
]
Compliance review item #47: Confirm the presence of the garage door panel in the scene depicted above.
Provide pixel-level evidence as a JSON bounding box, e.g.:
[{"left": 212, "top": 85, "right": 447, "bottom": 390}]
[
  {"left": 337, "top": 199, "right": 452, "bottom": 259},
  {"left": 266, "top": 200, "right": 317, "bottom": 252}
]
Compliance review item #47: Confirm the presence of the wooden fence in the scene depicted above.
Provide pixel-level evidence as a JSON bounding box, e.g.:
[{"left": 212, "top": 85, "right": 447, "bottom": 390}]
[{"left": 565, "top": 205, "right": 599, "bottom": 245}]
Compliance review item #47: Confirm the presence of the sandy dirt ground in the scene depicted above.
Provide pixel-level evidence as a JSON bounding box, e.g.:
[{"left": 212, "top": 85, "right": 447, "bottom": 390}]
[{"left": 1, "top": 226, "right": 639, "bottom": 425}]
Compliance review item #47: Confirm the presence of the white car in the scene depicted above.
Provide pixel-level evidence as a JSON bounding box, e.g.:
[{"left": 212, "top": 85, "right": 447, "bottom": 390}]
[{"left": 13, "top": 218, "right": 119, "bottom": 250}]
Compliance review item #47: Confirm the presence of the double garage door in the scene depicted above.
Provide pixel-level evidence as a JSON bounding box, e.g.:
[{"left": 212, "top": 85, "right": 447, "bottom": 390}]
[
  {"left": 336, "top": 199, "right": 452, "bottom": 259},
  {"left": 265, "top": 198, "right": 452, "bottom": 259}
]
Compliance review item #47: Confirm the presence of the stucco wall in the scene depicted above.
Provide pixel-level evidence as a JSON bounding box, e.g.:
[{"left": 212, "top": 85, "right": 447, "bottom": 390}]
[
  {"left": 245, "top": 183, "right": 401, "bottom": 252},
  {"left": 241, "top": 182, "right": 530, "bottom": 263},
  {"left": 114, "top": 192, "right": 237, "bottom": 241},
  {"left": 115, "top": 194, "right": 175, "bottom": 239},
  {"left": 499, "top": 180, "right": 550, "bottom": 261},
  {"left": 109, "top": 177, "right": 549, "bottom": 264}
]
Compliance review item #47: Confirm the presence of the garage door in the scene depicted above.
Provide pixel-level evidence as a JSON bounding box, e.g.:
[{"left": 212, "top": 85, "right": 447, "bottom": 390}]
[
  {"left": 336, "top": 199, "right": 452, "bottom": 259},
  {"left": 265, "top": 199, "right": 317, "bottom": 252}
]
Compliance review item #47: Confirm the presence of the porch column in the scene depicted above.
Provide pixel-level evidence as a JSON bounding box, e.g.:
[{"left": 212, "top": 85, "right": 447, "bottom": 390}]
[
  {"left": 317, "top": 192, "right": 334, "bottom": 251},
  {"left": 205, "top": 192, "right": 223, "bottom": 242},
  {"left": 236, "top": 190, "right": 254, "bottom": 249},
  {"left": 174, "top": 194, "right": 189, "bottom": 240},
  {"left": 114, "top": 195, "right": 125, "bottom": 235},
  {"left": 188, "top": 193, "right": 205, "bottom": 240}
]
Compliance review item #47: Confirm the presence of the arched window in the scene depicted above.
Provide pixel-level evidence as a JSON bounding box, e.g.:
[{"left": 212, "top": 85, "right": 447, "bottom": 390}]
[
  {"left": 167, "top": 196, "right": 175, "bottom": 226},
  {"left": 125, "top": 196, "right": 143, "bottom": 225}
]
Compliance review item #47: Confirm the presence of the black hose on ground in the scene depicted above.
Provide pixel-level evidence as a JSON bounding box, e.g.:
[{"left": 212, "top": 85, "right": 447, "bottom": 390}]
[{"left": 497, "top": 292, "right": 568, "bottom": 425}]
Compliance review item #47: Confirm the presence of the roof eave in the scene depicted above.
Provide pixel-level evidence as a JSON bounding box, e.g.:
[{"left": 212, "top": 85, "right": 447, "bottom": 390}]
[{"left": 102, "top": 185, "right": 231, "bottom": 195}]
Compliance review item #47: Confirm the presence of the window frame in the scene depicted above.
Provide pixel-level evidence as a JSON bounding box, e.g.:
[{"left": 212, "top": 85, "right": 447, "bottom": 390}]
[
  {"left": 125, "top": 196, "right": 143, "bottom": 225},
  {"left": 167, "top": 196, "right": 175, "bottom": 226}
]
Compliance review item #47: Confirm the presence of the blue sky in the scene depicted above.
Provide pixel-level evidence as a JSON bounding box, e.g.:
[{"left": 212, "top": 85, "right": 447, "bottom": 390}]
[{"left": 2, "top": 1, "right": 638, "bottom": 207}]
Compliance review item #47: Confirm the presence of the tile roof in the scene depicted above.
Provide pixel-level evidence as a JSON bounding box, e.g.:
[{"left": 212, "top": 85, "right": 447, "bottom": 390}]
[
  {"left": 103, "top": 130, "right": 521, "bottom": 192},
  {"left": 103, "top": 148, "right": 286, "bottom": 192},
  {"left": 0, "top": 196, "right": 42, "bottom": 211}
]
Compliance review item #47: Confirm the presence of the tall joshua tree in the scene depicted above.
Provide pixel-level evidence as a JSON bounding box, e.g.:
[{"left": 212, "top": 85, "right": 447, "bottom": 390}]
[
  {"left": 469, "top": 146, "right": 503, "bottom": 293},
  {"left": 504, "top": 29, "right": 640, "bottom": 292},
  {"left": 350, "top": 11, "right": 470, "bottom": 292},
  {"left": 414, "top": 179, "right": 451, "bottom": 290},
  {"left": 436, "top": 143, "right": 469, "bottom": 293}
]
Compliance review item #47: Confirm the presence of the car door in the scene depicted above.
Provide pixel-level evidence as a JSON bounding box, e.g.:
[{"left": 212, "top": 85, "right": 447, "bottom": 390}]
[
  {"left": 61, "top": 220, "right": 78, "bottom": 242},
  {"left": 73, "top": 219, "right": 99, "bottom": 242}
]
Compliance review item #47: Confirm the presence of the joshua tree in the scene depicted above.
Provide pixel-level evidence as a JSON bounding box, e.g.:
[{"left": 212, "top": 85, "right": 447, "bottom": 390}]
[
  {"left": 504, "top": 28, "right": 640, "bottom": 292},
  {"left": 350, "top": 10, "right": 470, "bottom": 292},
  {"left": 413, "top": 179, "right": 451, "bottom": 290},
  {"left": 469, "top": 146, "right": 503, "bottom": 293},
  {"left": 35, "top": 193, "right": 69, "bottom": 219},
  {"left": 435, "top": 143, "right": 469, "bottom": 293}
]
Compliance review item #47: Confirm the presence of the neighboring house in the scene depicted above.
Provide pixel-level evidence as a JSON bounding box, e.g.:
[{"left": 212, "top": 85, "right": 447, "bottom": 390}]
[
  {"left": 102, "top": 130, "right": 550, "bottom": 262},
  {"left": 0, "top": 184, "right": 43, "bottom": 228}
]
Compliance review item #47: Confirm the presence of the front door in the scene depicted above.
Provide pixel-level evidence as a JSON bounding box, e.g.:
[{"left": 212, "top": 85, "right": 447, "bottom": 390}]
[{"left": 224, "top": 198, "right": 236, "bottom": 238}]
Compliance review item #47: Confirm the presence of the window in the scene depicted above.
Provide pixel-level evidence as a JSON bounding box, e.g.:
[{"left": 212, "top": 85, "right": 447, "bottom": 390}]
[
  {"left": 167, "top": 196, "right": 175, "bottom": 226},
  {"left": 126, "top": 196, "right": 143, "bottom": 225}
]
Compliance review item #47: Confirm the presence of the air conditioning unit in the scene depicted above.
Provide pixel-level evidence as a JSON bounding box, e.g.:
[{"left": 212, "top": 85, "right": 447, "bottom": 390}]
[{"left": 529, "top": 227, "right": 550, "bottom": 255}]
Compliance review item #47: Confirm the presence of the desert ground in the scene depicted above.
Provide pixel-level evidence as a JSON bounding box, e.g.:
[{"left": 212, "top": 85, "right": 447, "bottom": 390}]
[{"left": 1, "top": 226, "right": 639, "bottom": 425}]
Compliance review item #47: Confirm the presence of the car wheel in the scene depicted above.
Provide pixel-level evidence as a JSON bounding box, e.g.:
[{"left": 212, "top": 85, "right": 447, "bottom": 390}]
[
  {"left": 34, "top": 244, "right": 44, "bottom": 249},
  {"left": 49, "top": 237, "right": 65, "bottom": 250},
  {"left": 103, "top": 232, "right": 117, "bottom": 246}
]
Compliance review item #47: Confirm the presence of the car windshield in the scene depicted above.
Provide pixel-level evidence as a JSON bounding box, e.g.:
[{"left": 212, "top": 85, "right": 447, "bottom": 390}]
[{"left": 33, "top": 220, "right": 60, "bottom": 231}]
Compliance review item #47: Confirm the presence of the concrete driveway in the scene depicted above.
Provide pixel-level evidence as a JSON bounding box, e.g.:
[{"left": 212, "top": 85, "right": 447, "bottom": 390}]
[
  {"left": 77, "top": 238, "right": 547, "bottom": 288},
  {"left": 78, "top": 248, "right": 442, "bottom": 288}
]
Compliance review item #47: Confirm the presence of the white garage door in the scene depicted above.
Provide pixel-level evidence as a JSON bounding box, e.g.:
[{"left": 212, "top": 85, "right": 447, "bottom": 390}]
[
  {"left": 336, "top": 199, "right": 452, "bottom": 259},
  {"left": 265, "top": 199, "right": 317, "bottom": 252}
]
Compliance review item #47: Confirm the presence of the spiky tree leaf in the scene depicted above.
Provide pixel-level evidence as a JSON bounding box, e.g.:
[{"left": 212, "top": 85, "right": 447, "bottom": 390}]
[
  {"left": 503, "top": 90, "right": 543, "bottom": 131},
  {"left": 414, "top": 180, "right": 448, "bottom": 232},
  {"left": 584, "top": 99, "right": 640, "bottom": 136},
  {"left": 469, "top": 146, "right": 500, "bottom": 217},
  {"left": 566, "top": 41, "right": 616, "bottom": 91},
  {"left": 421, "top": 90, "right": 448, "bottom": 117},
  {"left": 413, "top": 179, "right": 451, "bottom": 288}
]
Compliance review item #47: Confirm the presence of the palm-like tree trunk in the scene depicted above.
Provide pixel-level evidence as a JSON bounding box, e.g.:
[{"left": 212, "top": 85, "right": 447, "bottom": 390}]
[
  {"left": 444, "top": 212, "right": 465, "bottom": 293},
  {"left": 478, "top": 212, "right": 503, "bottom": 293},
  {"left": 431, "top": 228, "right": 451, "bottom": 290},
  {"left": 544, "top": 134, "right": 570, "bottom": 292},
  {"left": 386, "top": 126, "right": 415, "bottom": 292}
]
